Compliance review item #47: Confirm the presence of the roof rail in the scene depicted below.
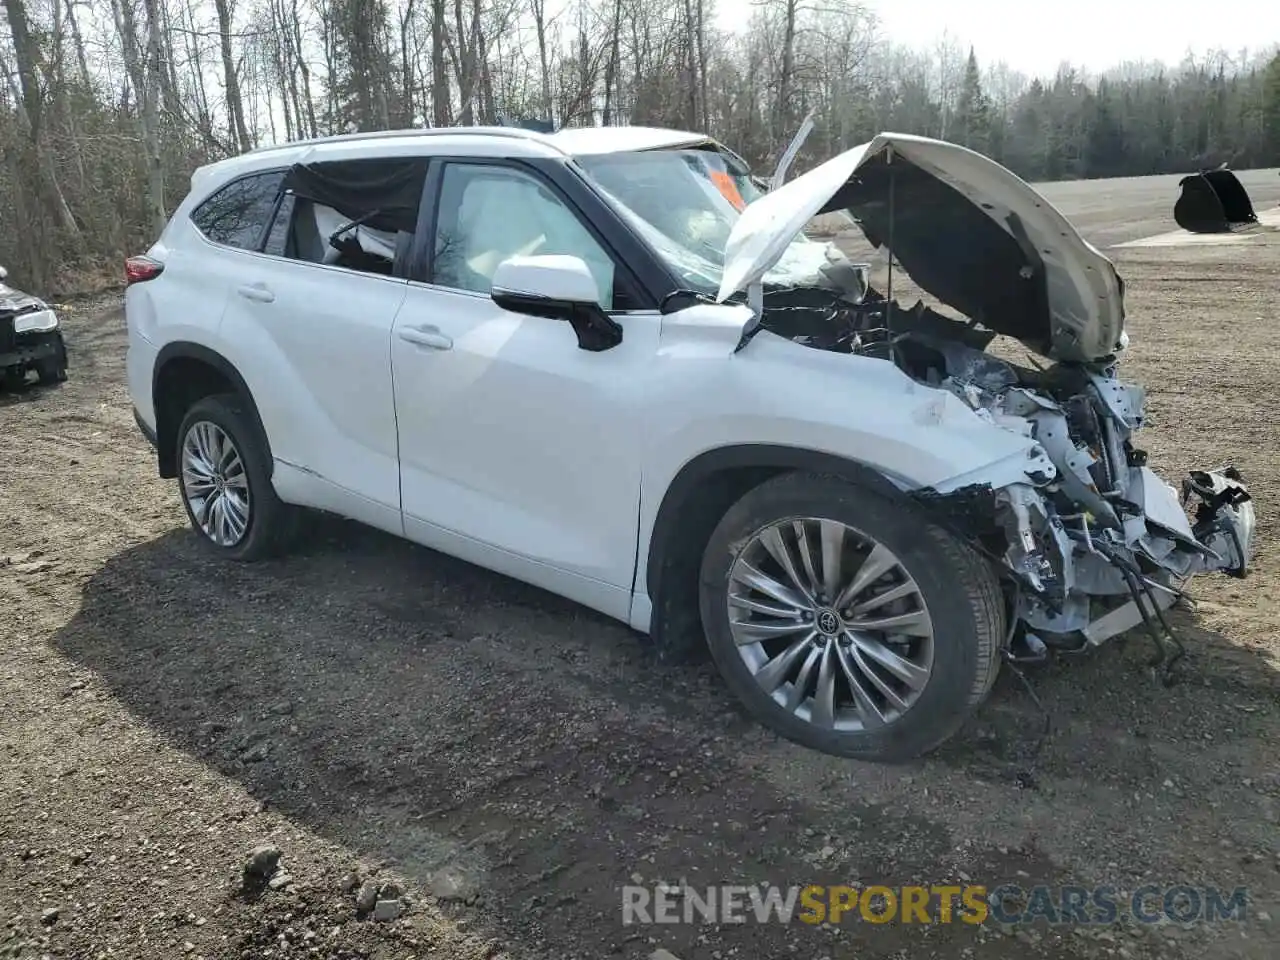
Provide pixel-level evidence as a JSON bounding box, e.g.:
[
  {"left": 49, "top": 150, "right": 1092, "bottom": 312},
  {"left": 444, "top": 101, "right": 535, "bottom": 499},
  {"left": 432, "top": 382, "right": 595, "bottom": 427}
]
[{"left": 241, "top": 125, "right": 553, "bottom": 159}]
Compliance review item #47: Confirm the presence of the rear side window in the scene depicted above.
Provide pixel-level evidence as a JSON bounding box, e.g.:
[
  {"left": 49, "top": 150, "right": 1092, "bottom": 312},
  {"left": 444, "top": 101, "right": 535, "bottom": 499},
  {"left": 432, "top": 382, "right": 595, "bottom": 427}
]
[
  {"left": 257, "top": 157, "right": 429, "bottom": 278},
  {"left": 190, "top": 171, "right": 285, "bottom": 250}
]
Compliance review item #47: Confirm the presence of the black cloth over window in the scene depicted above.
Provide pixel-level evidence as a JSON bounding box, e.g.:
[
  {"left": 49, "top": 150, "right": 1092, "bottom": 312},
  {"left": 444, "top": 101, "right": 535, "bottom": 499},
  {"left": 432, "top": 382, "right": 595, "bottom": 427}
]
[{"left": 282, "top": 157, "right": 430, "bottom": 234}]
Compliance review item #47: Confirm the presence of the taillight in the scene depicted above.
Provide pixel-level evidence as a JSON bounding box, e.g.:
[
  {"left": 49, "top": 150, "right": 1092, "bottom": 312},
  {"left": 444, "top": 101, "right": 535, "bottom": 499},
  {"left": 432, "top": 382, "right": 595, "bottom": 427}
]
[{"left": 125, "top": 255, "right": 164, "bottom": 285}]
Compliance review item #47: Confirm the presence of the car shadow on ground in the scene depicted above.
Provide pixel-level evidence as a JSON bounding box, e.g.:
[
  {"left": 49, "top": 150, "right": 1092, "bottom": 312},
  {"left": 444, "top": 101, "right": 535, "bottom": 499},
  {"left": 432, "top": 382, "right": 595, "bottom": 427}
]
[
  {"left": 50, "top": 516, "right": 1275, "bottom": 958},
  {"left": 0, "top": 377, "right": 66, "bottom": 404}
]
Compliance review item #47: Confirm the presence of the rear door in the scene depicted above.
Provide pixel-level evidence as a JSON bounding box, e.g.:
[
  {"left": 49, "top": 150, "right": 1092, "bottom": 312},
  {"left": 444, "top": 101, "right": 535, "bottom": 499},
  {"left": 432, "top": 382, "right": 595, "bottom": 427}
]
[{"left": 216, "top": 157, "right": 421, "bottom": 524}]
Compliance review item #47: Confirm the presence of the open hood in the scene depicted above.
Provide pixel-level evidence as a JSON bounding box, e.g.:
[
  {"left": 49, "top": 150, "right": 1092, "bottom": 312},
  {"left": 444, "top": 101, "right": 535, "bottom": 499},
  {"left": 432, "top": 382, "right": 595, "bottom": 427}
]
[{"left": 716, "top": 133, "right": 1126, "bottom": 364}]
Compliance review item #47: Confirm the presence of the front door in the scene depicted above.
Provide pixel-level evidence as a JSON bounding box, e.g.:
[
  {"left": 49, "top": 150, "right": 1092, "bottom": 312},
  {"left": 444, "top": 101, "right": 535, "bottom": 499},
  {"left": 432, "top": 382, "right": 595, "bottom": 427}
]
[{"left": 391, "top": 158, "right": 661, "bottom": 620}]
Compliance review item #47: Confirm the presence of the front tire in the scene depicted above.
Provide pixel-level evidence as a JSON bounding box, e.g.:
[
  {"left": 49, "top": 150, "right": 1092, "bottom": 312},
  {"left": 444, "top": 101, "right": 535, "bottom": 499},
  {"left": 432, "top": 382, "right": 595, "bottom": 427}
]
[
  {"left": 176, "top": 394, "right": 294, "bottom": 561},
  {"left": 698, "top": 472, "right": 1005, "bottom": 763},
  {"left": 36, "top": 347, "right": 68, "bottom": 385}
]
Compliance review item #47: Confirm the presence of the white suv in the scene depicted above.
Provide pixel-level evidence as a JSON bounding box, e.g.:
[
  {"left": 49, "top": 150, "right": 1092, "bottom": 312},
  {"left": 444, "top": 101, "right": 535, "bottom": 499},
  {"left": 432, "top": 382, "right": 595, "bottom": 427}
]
[{"left": 125, "top": 125, "right": 1255, "bottom": 762}]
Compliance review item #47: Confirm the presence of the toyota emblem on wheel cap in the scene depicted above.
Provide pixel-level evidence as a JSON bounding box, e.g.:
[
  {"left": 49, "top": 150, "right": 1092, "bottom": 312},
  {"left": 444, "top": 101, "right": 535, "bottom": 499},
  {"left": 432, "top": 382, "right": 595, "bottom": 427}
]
[{"left": 817, "top": 609, "right": 840, "bottom": 635}]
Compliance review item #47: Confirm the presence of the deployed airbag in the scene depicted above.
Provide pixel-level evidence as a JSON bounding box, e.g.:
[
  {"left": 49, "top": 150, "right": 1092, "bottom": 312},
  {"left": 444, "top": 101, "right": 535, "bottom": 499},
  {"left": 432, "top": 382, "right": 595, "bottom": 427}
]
[{"left": 1173, "top": 167, "right": 1258, "bottom": 234}]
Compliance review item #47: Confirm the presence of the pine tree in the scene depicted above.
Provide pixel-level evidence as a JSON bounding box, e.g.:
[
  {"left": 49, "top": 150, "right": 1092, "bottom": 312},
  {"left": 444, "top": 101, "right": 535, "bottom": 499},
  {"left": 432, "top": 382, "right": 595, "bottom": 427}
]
[
  {"left": 953, "top": 48, "right": 991, "bottom": 154},
  {"left": 1086, "top": 79, "right": 1126, "bottom": 177},
  {"left": 1263, "top": 52, "right": 1280, "bottom": 162}
]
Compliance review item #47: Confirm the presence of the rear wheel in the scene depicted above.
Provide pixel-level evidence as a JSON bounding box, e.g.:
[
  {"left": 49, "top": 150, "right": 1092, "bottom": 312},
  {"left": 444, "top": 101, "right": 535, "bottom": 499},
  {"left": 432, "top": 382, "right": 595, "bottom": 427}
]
[
  {"left": 176, "top": 394, "right": 295, "bottom": 561},
  {"left": 698, "top": 472, "right": 1005, "bottom": 762}
]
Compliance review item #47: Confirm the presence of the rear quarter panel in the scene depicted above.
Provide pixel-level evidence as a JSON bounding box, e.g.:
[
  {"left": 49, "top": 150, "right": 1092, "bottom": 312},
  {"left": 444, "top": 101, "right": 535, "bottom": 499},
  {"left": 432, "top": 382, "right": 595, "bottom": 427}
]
[{"left": 125, "top": 226, "right": 234, "bottom": 427}]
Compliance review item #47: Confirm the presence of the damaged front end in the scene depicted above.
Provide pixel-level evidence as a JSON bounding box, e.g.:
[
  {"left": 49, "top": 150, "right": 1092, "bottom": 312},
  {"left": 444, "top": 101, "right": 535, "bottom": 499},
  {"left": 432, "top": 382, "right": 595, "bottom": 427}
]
[
  {"left": 909, "top": 331, "right": 1253, "bottom": 658},
  {"left": 715, "top": 133, "right": 1256, "bottom": 670},
  {"left": 759, "top": 281, "right": 1255, "bottom": 668},
  {"left": 0, "top": 275, "right": 68, "bottom": 389}
]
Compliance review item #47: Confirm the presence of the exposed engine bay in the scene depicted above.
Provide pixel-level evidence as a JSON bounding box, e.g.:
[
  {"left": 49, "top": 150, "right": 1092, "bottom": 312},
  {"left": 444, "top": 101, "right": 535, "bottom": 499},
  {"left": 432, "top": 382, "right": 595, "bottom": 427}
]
[{"left": 756, "top": 282, "right": 1256, "bottom": 674}]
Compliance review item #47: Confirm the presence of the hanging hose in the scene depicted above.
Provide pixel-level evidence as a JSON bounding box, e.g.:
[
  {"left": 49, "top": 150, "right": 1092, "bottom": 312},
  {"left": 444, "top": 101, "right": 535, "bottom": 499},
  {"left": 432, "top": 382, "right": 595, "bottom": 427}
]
[
  {"left": 996, "top": 584, "right": 1052, "bottom": 766},
  {"left": 1089, "top": 539, "right": 1186, "bottom": 684}
]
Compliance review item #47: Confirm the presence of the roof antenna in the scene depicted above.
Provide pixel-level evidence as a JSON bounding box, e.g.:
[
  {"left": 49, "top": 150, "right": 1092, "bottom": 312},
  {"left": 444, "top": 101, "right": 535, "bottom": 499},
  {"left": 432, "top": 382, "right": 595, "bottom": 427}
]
[{"left": 885, "top": 143, "right": 897, "bottom": 367}]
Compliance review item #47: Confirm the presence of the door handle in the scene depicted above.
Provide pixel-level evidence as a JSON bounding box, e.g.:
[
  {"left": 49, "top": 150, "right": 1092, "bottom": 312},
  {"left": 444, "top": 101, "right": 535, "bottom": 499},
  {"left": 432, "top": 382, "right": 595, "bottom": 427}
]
[
  {"left": 236, "top": 283, "right": 275, "bottom": 303},
  {"left": 398, "top": 325, "right": 453, "bottom": 350}
]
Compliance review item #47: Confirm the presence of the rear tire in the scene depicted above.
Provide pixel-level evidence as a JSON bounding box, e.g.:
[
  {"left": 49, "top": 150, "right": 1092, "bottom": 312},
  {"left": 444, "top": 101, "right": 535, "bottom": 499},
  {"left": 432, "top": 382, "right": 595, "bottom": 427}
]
[
  {"left": 698, "top": 471, "right": 1005, "bottom": 762},
  {"left": 175, "top": 393, "right": 295, "bottom": 561}
]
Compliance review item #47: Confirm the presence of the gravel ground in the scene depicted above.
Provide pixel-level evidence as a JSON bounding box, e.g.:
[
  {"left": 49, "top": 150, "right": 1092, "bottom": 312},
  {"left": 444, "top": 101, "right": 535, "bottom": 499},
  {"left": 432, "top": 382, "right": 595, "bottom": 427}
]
[{"left": 1, "top": 173, "right": 1278, "bottom": 960}]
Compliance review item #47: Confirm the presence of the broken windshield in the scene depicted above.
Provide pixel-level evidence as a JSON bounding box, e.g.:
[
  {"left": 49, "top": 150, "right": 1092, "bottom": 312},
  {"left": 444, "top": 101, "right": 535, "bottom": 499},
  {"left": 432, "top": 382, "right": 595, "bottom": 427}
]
[{"left": 575, "top": 147, "right": 859, "bottom": 299}]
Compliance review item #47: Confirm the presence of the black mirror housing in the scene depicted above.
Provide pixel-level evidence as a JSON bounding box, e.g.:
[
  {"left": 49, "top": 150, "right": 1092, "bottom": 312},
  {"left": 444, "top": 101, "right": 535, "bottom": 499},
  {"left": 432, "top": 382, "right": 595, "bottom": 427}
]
[{"left": 491, "top": 288, "right": 623, "bottom": 352}]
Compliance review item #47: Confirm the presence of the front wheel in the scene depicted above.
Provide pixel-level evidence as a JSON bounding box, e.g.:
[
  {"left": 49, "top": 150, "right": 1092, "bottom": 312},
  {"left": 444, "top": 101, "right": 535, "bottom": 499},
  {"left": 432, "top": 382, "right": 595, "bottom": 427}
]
[
  {"left": 36, "top": 346, "right": 68, "bottom": 385},
  {"left": 698, "top": 472, "right": 1006, "bottom": 762}
]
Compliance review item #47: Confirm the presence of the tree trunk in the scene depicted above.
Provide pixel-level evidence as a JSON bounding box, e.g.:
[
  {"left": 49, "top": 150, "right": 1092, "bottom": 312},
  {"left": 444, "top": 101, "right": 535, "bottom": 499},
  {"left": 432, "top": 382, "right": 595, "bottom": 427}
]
[
  {"left": 113, "top": 0, "right": 166, "bottom": 234},
  {"left": 695, "top": 0, "right": 708, "bottom": 129},
  {"left": 431, "top": 0, "right": 450, "bottom": 125},
  {"left": 320, "top": 0, "right": 338, "bottom": 130},
  {"left": 680, "top": 0, "right": 698, "bottom": 129},
  {"left": 158, "top": 0, "right": 183, "bottom": 120},
  {"left": 478, "top": 30, "right": 496, "bottom": 125},
  {"left": 183, "top": 0, "right": 218, "bottom": 148},
  {"left": 64, "top": 0, "right": 92, "bottom": 88},
  {"left": 531, "top": 0, "right": 554, "bottom": 121},
  {"left": 375, "top": 10, "right": 392, "bottom": 127},
  {"left": 290, "top": 0, "right": 318, "bottom": 136},
  {"left": 142, "top": 0, "right": 169, "bottom": 228},
  {"left": 3, "top": 0, "right": 81, "bottom": 238},
  {"left": 778, "top": 0, "right": 797, "bottom": 139},
  {"left": 602, "top": 0, "right": 621, "bottom": 125},
  {"left": 400, "top": 0, "right": 418, "bottom": 124},
  {"left": 4, "top": 0, "right": 44, "bottom": 138},
  {"left": 213, "top": 0, "right": 252, "bottom": 150}
]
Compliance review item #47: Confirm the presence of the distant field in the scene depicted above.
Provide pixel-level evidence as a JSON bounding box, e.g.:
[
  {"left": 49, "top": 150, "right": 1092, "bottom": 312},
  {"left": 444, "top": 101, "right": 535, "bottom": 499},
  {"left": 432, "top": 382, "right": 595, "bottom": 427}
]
[{"left": 812, "top": 166, "right": 1280, "bottom": 249}]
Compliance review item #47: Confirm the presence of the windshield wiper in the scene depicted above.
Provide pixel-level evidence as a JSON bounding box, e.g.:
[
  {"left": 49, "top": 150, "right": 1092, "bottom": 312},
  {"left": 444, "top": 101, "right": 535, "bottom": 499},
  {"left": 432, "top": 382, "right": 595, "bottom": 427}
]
[{"left": 659, "top": 289, "right": 719, "bottom": 313}]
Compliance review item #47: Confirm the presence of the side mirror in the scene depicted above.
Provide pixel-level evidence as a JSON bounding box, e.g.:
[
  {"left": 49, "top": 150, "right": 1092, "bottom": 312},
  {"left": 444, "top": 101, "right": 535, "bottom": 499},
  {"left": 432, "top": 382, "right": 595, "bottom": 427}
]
[
  {"left": 490, "top": 254, "right": 623, "bottom": 352},
  {"left": 0, "top": 265, "right": 8, "bottom": 281}
]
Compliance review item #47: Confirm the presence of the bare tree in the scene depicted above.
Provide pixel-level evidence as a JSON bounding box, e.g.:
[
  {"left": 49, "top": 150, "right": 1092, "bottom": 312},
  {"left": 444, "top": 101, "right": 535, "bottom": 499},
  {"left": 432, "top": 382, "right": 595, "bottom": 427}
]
[
  {"left": 213, "top": 0, "right": 252, "bottom": 149},
  {"left": 0, "top": 0, "right": 1275, "bottom": 295}
]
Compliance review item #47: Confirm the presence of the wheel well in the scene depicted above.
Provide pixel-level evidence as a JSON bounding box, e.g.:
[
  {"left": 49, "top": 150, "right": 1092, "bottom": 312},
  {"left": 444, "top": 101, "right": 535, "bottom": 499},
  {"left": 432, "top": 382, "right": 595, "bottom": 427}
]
[
  {"left": 152, "top": 348, "right": 267, "bottom": 479},
  {"left": 646, "top": 465, "right": 784, "bottom": 659},
  {"left": 644, "top": 446, "right": 909, "bottom": 659}
]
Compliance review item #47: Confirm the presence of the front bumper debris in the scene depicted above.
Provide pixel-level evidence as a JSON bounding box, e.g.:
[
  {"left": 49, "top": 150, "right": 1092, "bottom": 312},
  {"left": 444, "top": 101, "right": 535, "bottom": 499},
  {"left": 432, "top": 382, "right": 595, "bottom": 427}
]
[
  {"left": 1182, "top": 466, "right": 1254, "bottom": 578},
  {"left": 0, "top": 328, "right": 66, "bottom": 375}
]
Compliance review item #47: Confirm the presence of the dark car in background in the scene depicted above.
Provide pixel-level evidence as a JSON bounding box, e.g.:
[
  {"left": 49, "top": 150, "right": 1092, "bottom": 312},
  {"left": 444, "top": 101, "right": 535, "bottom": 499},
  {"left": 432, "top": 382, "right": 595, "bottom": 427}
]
[{"left": 0, "top": 265, "right": 68, "bottom": 390}]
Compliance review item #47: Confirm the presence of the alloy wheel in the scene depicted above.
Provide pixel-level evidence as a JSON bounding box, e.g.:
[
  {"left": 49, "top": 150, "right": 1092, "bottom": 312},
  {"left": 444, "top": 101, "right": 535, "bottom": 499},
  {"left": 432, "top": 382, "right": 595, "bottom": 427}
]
[
  {"left": 181, "top": 420, "right": 251, "bottom": 547},
  {"left": 727, "top": 517, "right": 935, "bottom": 732}
]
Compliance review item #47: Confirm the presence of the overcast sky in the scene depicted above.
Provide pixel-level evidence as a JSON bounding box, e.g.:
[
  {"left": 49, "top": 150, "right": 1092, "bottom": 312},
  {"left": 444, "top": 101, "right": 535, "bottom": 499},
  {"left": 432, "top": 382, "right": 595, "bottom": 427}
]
[{"left": 713, "top": 0, "right": 1280, "bottom": 78}]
